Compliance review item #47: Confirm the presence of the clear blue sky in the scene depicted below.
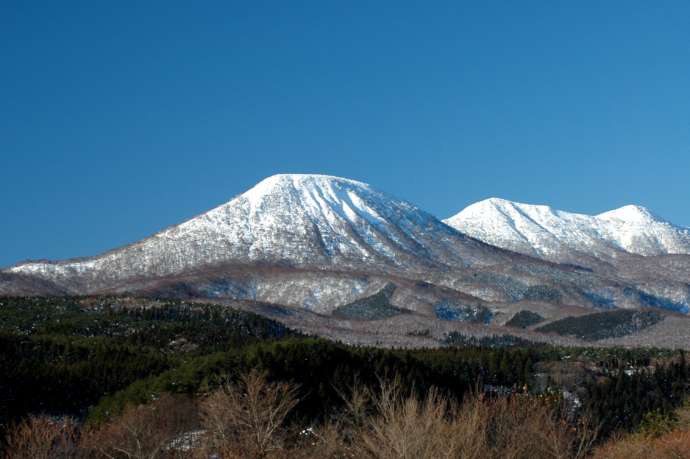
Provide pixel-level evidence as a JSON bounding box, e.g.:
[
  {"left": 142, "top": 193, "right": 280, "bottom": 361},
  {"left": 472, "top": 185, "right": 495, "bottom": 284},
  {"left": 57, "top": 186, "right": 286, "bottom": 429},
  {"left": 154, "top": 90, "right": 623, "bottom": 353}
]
[{"left": 2, "top": 1, "right": 689, "bottom": 267}]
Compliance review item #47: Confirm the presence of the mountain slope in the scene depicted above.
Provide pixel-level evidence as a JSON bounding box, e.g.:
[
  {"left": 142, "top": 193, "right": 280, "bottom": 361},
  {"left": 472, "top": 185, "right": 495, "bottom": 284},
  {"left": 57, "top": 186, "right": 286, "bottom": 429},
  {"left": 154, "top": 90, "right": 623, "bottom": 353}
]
[
  {"left": 3, "top": 177, "right": 689, "bottom": 318},
  {"left": 444, "top": 198, "right": 690, "bottom": 263},
  {"left": 5, "top": 174, "right": 503, "bottom": 294}
]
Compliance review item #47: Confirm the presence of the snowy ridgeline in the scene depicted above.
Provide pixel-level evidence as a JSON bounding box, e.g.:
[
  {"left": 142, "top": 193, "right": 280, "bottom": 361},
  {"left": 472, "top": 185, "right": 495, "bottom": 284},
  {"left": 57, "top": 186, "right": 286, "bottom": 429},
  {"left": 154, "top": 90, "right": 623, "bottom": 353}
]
[
  {"left": 6, "top": 174, "right": 505, "bottom": 288},
  {"left": 445, "top": 197, "right": 690, "bottom": 261},
  {"left": 3, "top": 174, "right": 690, "bottom": 314}
]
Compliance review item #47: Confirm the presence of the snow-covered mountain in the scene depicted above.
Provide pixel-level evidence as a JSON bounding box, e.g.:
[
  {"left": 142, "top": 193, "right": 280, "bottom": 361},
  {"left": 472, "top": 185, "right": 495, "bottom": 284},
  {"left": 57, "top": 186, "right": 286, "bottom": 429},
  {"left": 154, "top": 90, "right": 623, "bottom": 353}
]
[
  {"left": 3, "top": 176, "right": 689, "bottom": 317},
  {"left": 6, "top": 174, "right": 501, "bottom": 294},
  {"left": 444, "top": 198, "right": 690, "bottom": 263}
]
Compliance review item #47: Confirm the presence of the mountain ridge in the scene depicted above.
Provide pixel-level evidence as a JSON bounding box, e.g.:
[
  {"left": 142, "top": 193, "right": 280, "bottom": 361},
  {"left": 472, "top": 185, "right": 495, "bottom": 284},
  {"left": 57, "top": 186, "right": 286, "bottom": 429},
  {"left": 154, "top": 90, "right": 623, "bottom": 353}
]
[
  {"left": 444, "top": 197, "right": 690, "bottom": 262},
  {"left": 3, "top": 175, "right": 689, "bottom": 334},
  {"left": 5, "top": 174, "right": 512, "bottom": 298}
]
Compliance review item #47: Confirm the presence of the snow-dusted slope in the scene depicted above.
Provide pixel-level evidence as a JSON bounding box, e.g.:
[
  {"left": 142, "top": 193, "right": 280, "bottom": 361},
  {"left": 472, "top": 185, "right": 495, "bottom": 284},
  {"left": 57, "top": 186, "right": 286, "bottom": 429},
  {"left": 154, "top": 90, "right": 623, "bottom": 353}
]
[
  {"left": 4, "top": 177, "right": 690, "bottom": 316},
  {"left": 7, "top": 174, "right": 496, "bottom": 292},
  {"left": 444, "top": 198, "right": 690, "bottom": 262}
]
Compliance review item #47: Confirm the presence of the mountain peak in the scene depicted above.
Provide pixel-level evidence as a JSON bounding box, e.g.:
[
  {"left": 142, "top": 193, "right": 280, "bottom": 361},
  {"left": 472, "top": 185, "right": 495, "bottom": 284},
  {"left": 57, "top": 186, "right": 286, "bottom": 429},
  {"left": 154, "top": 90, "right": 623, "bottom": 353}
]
[
  {"left": 446, "top": 199, "right": 690, "bottom": 259},
  {"left": 447, "top": 198, "right": 558, "bottom": 224},
  {"left": 483, "top": 197, "right": 512, "bottom": 205},
  {"left": 475, "top": 197, "right": 527, "bottom": 209},
  {"left": 251, "top": 173, "right": 370, "bottom": 189},
  {"left": 241, "top": 174, "right": 373, "bottom": 207},
  {"left": 9, "top": 173, "right": 493, "bottom": 297},
  {"left": 597, "top": 204, "right": 658, "bottom": 223}
]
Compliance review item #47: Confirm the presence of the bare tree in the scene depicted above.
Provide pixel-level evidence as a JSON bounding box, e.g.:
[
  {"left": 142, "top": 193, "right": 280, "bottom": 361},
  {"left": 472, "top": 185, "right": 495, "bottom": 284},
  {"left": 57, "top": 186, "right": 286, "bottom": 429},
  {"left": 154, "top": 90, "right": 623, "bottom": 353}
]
[
  {"left": 349, "top": 381, "right": 596, "bottom": 459},
  {"left": 82, "top": 394, "right": 198, "bottom": 459},
  {"left": 199, "top": 370, "right": 299, "bottom": 458},
  {"left": 3, "top": 415, "right": 79, "bottom": 459},
  {"left": 353, "top": 381, "right": 462, "bottom": 459}
]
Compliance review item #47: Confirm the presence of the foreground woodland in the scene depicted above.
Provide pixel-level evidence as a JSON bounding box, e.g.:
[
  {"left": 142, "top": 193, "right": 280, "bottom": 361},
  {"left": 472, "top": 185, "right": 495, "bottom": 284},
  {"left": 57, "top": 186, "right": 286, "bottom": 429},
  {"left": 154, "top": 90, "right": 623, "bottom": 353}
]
[
  {"left": 5, "top": 370, "right": 690, "bottom": 458},
  {"left": 1, "top": 297, "right": 689, "bottom": 458}
]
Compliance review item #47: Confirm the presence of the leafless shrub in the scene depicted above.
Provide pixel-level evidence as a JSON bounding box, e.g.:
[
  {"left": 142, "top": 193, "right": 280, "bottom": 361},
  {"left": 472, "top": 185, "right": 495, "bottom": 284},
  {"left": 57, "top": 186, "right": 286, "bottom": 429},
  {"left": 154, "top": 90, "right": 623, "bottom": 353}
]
[
  {"left": 352, "top": 381, "right": 462, "bottom": 459},
  {"left": 81, "top": 393, "right": 198, "bottom": 459},
  {"left": 337, "top": 379, "right": 372, "bottom": 429},
  {"left": 3, "top": 378, "right": 601, "bottom": 459},
  {"left": 447, "top": 395, "right": 491, "bottom": 459},
  {"left": 485, "top": 395, "right": 568, "bottom": 459},
  {"left": 591, "top": 428, "right": 690, "bottom": 459},
  {"left": 3, "top": 415, "right": 79, "bottom": 459},
  {"left": 198, "top": 370, "right": 299, "bottom": 458},
  {"left": 589, "top": 401, "right": 689, "bottom": 459},
  {"left": 284, "top": 421, "right": 349, "bottom": 459},
  {"left": 283, "top": 380, "right": 373, "bottom": 459},
  {"left": 348, "top": 381, "right": 596, "bottom": 459}
]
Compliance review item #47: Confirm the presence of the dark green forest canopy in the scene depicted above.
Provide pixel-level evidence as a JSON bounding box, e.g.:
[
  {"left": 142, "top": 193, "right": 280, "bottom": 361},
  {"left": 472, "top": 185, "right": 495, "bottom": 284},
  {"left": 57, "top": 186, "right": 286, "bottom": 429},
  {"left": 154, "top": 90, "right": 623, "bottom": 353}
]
[
  {"left": 0, "top": 296, "right": 688, "bottom": 445},
  {"left": 0, "top": 296, "right": 295, "bottom": 353},
  {"left": 536, "top": 309, "right": 664, "bottom": 341}
]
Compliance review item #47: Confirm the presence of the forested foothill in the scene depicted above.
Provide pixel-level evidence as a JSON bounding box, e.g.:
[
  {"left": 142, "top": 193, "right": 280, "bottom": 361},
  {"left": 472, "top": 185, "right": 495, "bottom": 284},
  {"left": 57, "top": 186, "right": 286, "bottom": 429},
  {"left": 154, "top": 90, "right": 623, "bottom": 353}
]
[{"left": 1, "top": 296, "right": 689, "bottom": 458}]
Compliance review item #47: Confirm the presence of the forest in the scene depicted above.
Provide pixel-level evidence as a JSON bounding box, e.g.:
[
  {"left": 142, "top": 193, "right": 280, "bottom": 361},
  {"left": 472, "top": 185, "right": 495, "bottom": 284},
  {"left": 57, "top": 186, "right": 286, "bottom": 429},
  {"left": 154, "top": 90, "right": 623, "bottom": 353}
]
[{"left": 1, "top": 296, "right": 689, "bottom": 458}]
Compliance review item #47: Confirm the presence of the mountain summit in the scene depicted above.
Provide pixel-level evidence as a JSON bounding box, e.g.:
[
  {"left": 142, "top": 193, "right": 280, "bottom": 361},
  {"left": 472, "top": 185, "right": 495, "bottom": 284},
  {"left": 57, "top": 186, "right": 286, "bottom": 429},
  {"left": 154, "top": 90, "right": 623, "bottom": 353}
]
[
  {"left": 7, "top": 174, "right": 497, "bottom": 294},
  {"left": 444, "top": 198, "right": 690, "bottom": 262}
]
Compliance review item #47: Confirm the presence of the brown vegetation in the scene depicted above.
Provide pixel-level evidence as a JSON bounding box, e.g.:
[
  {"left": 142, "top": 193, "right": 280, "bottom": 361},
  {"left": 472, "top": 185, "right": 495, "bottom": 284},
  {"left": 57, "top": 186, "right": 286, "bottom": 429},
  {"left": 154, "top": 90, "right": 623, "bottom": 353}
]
[
  {"left": 3, "top": 416, "right": 78, "bottom": 459},
  {"left": 10, "top": 370, "right": 690, "bottom": 459},
  {"left": 591, "top": 429, "right": 690, "bottom": 459},
  {"left": 348, "top": 382, "right": 595, "bottom": 459},
  {"left": 81, "top": 393, "right": 197, "bottom": 459},
  {"left": 198, "top": 370, "right": 299, "bottom": 458},
  {"left": 591, "top": 402, "right": 690, "bottom": 459}
]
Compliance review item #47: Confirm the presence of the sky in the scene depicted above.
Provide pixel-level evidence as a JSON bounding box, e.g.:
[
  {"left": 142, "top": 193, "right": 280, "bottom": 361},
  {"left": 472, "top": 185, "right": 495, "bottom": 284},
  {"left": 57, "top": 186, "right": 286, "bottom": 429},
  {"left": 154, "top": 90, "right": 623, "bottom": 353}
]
[{"left": 1, "top": 1, "right": 690, "bottom": 267}]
